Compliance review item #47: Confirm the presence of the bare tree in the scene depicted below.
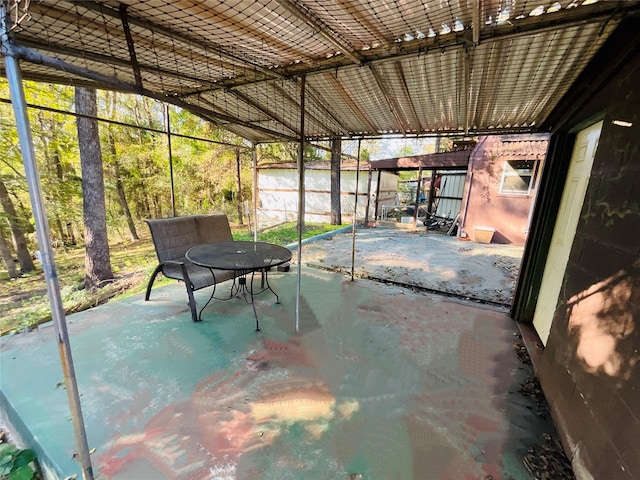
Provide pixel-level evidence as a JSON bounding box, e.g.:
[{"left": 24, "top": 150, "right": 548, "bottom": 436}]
[{"left": 75, "top": 87, "right": 113, "bottom": 289}]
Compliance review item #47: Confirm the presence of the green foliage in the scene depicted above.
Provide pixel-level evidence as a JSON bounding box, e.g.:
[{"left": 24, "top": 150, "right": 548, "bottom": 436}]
[{"left": 0, "top": 443, "right": 38, "bottom": 480}]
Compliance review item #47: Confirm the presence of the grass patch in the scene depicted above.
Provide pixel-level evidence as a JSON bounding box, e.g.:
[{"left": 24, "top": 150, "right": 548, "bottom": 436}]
[
  {"left": 233, "top": 222, "right": 345, "bottom": 244},
  {"left": 0, "top": 222, "right": 344, "bottom": 335}
]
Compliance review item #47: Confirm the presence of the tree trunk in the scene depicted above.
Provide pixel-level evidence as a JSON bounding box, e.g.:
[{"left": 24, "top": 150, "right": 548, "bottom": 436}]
[
  {"left": 114, "top": 162, "right": 139, "bottom": 241},
  {"left": 0, "top": 224, "right": 19, "bottom": 279},
  {"left": 107, "top": 126, "right": 139, "bottom": 241},
  {"left": 330, "top": 136, "right": 342, "bottom": 225},
  {"left": 54, "top": 216, "right": 65, "bottom": 243},
  {"left": 51, "top": 150, "right": 72, "bottom": 244},
  {"left": 0, "top": 177, "right": 35, "bottom": 272},
  {"left": 75, "top": 86, "right": 114, "bottom": 289}
]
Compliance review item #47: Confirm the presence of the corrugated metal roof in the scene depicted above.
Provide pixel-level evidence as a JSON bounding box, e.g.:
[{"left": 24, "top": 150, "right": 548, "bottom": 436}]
[{"left": 1, "top": 0, "right": 638, "bottom": 142}]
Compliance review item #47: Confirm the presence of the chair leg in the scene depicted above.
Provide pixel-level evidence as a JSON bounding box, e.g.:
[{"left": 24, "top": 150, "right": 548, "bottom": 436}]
[
  {"left": 180, "top": 264, "right": 200, "bottom": 322},
  {"left": 185, "top": 284, "right": 199, "bottom": 322},
  {"left": 145, "top": 264, "right": 164, "bottom": 301}
]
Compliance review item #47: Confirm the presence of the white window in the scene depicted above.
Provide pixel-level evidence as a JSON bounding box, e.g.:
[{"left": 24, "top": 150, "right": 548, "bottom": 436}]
[{"left": 499, "top": 159, "right": 539, "bottom": 195}]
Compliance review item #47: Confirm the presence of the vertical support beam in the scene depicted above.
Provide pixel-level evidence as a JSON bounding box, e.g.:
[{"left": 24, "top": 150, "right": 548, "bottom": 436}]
[
  {"left": 373, "top": 169, "right": 380, "bottom": 220},
  {"left": 252, "top": 144, "right": 258, "bottom": 241},
  {"left": 164, "top": 103, "right": 176, "bottom": 217},
  {"left": 463, "top": 48, "right": 470, "bottom": 136},
  {"left": 235, "top": 149, "right": 244, "bottom": 225},
  {"left": 350, "top": 139, "right": 361, "bottom": 281},
  {"left": 412, "top": 166, "right": 423, "bottom": 228},
  {"left": 364, "top": 166, "right": 373, "bottom": 226},
  {"left": 330, "top": 135, "right": 342, "bottom": 225},
  {"left": 296, "top": 75, "right": 306, "bottom": 332},
  {"left": 428, "top": 169, "right": 437, "bottom": 215},
  {"left": 1, "top": 25, "right": 94, "bottom": 480}
]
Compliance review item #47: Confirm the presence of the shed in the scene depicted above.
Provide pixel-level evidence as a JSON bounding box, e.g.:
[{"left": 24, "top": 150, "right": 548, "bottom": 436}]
[
  {"left": 256, "top": 161, "right": 397, "bottom": 226},
  {"left": 369, "top": 150, "right": 471, "bottom": 221}
]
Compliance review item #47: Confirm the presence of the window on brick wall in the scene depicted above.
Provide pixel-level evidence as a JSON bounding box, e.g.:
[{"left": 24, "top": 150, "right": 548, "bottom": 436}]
[{"left": 499, "top": 159, "right": 539, "bottom": 195}]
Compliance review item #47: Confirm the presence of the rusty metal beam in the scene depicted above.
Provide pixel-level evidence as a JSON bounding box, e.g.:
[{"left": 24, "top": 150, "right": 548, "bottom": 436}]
[
  {"left": 118, "top": 4, "right": 142, "bottom": 89},
  {"left": 65, "top": 0, "right": 283, "bottom": 80},
  {"left": 2, "top": 40, "right": 295, "bottom": 141}
]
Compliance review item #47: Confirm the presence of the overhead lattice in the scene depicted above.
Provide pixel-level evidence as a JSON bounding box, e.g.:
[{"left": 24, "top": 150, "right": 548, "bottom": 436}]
[{"left": 1, "top": 0, "right": 639, "bottom": 142}]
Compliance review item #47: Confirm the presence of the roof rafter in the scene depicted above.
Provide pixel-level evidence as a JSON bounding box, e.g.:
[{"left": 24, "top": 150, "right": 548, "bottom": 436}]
[
  {"left": 392, "top": 61, "right": 422, "bottom": 132},
  {"left": 323, "top": 74, "right": 378, "bottom": 134},
  {"left": 13, "top": 36, "right": 215, "bottom": 88},
  {"left": 269, "top": 82, "right": 339, "bottom": 135},
  {"left": 228, "top": 88, "right": 300, "bottom": 136},
  {"left": 2, "top": 39, "right": 295, "bottom": 141},
  {"left": 118, "top": 4, "right": 142, "bottom": 89},
  {"left": 212, "top": 1, "right": 639, "bottom": 90},
  {"left": 271, "top": 0, "right": 364, "bottom": 65},
  {"left": 368, "top": 65, "right": 405, "bottom": 132},
  {"left": 191, "top": 92, "right": 300, "bottom": 141},
  {"left": 65, "top": 0, "right": 284, "bottom": 81},
  {"left": 302, "top": 83, "right": 352, "bottom": 133}
]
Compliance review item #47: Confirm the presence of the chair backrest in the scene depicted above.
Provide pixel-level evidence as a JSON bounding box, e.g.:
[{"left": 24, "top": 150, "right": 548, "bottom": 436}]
[
  {"left": 146, "top": 214, "right": 232, "bottom": 265},
  {"left": 195, "top": 214, "right": 233, "bottom": 244},
  {"left": 146, "top": 216, "right": 199, "bottom": 263}
]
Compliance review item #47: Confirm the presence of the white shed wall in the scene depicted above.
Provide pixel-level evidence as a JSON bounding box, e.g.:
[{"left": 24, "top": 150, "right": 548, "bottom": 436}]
[{"left": 257, "top": 168, "right": 397, "bottom": 226}]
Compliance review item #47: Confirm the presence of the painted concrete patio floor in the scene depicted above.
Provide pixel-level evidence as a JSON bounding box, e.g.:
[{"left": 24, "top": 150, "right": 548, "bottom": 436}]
[
  {"left": 1, "top": 267, "right": 555, "bottom": 479},
  {"left": 293, "top": 225, "right": 524, "bottom": 305}
]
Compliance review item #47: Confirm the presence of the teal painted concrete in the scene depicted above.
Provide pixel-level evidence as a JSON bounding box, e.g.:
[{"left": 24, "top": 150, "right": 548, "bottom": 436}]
[{"left": 2, "top": 267, "right": 554, "bottom": 479}]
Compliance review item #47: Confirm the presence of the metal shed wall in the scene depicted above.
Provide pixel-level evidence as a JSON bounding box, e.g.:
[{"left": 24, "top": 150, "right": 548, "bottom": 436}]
[{"left": 257, "top": 167, "right": 397, "bottom": 225}]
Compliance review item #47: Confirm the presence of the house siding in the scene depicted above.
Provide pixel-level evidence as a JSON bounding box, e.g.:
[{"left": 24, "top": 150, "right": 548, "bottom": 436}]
[
  {"left": 537, "top": 40, "right": 640, "bottom": 480},
  {"left": 459, "top": 135, "right": 548, "bottom": 246}
]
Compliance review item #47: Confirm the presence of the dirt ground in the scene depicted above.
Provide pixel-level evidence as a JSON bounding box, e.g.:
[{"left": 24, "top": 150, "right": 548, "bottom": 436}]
[{"left": 291, "top": 224, "right": 525, "bottom": 306}]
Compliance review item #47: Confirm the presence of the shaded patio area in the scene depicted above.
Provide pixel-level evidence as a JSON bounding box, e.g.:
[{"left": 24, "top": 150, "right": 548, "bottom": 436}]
[{"left": 1, "top": 263, "right": 560, "bottom": 479}]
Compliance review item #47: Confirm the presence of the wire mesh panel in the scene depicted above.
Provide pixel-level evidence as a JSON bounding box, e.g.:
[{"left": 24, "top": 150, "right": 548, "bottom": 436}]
[{"left": 1, "top": 0, "right": 638, "bottom": 142}]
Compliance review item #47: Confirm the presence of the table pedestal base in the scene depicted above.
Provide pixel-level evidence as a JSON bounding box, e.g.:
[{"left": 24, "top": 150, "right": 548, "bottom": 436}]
[{"left": 198, "top": 269, "right": 281, "bottom": 331}]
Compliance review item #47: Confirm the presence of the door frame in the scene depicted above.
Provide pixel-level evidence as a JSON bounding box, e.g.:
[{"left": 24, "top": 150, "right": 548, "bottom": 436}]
[{"left": 511, "top": 113, "right": 605, "bottom": 324}]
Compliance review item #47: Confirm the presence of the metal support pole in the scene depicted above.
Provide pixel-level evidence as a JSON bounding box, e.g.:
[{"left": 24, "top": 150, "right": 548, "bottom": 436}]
[
  {"left": 164, "top": 103, "right": 176, "bottom": 217},
  {"left": 1, "top": 23, "right": 94, "bottom": 480},
  {"left": 350, "top": 140, "right": 361, "bottom": 281},
  {"left": 296, "top": 75, "right": 306, "bottom": 332},
  {"left": 252, "top": 144, "right": 258, "bottom": 241}
]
